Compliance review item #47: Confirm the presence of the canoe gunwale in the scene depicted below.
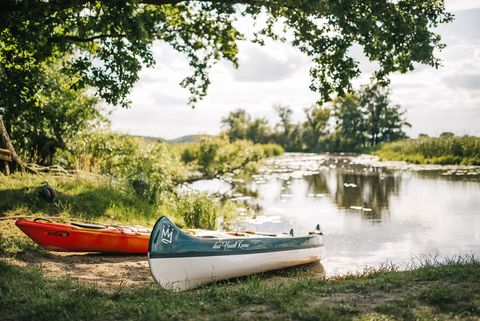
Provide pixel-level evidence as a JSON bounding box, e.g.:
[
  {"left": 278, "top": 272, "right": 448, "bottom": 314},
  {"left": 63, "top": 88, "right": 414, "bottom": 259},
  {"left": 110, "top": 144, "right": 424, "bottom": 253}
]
[
  {"left": 148, "top": 216, "right": 324, "bottom": 259},
  {"left": 148, "top": 242, "right": 323, "bottom": 258}
]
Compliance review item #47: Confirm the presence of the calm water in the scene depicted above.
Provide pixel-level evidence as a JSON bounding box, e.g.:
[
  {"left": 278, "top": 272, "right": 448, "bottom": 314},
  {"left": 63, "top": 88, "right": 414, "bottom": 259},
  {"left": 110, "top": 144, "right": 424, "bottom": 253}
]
[{"left": 190, "top": 153, "right": 480, "bottom": 276}]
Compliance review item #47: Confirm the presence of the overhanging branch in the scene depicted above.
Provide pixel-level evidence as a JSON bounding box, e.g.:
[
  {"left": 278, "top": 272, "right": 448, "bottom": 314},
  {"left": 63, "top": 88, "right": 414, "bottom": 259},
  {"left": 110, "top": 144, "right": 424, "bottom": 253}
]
[{"left": 51, "top": 34, "right": 127, "bottom": 43}]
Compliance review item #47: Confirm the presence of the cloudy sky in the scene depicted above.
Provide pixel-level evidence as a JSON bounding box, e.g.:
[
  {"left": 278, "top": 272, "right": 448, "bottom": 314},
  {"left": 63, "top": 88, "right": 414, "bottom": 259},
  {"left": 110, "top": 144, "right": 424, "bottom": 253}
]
[{"left": 110, "top": 0, "right": 480, "bottom": 139}]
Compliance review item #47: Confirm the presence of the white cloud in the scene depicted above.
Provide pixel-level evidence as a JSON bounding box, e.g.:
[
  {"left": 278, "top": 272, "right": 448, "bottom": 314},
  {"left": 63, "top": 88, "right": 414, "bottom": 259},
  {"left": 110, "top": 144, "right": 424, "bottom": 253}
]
[
  {"left": 445, "top": 0, "right": 480, "bottom": 12},
  {"left": 232, "top": 44, "right": 305, "bottom": 82},
  {"left": 110, "top": 6, "right": 480, "bottom": 139}
]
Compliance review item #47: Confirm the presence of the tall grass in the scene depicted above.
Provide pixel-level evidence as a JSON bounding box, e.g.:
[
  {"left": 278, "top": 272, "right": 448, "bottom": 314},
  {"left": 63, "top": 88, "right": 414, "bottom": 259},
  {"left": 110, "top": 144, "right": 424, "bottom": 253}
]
[
  {"left": 0, "top": 173, "right": 239, "bottom": 230},
  {"left": 374, "top": 136, "right": 480, "bottom": 165}
]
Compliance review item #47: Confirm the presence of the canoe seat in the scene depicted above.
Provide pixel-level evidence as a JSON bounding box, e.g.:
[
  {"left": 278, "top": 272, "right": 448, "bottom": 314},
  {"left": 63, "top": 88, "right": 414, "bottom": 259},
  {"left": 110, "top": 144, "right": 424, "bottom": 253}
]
[{"left": 71, "top": 222, "right": 108, "bottom": 229}]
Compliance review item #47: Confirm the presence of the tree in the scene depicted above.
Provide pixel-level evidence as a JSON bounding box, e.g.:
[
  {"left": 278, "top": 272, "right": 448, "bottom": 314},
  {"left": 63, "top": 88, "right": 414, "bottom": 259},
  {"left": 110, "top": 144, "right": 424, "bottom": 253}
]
[
  {"left": 246, "top": 117, "right": 272, "bottom": 144},
  {"left": 303, "top": 105, "right": 331, "bottom": 150},
  {"left": 1, "top": 0, "right": 452, "bottom": 111},
  {"left": 222, "top": 109, "right": 272, "bottom": 144},
  {"left": 440, "top": 132, "right": 455, "bottom": 138},
  {"left": 221, "top": 109, "right": 251, "bottom": 141},
  {"left": 360, "top": 83, "right": 410, "bottom": 146},
  {"left": 0, "top": 116, "right": 27, "bottom": 173},
  {"left": 274, "top": 104, "right": 292, "bottom": 139},
  {"left": 288, "top": 125, "right": 306, "bottom": 152},
  {"left": 273, "top": 104, "right": 298, "bottom": 149},
  {"left": 0, "top": 61, "right": 105, "bottom": 165},
  {"left": 331, "top": 93, "right": 366, "bottom": 151}
]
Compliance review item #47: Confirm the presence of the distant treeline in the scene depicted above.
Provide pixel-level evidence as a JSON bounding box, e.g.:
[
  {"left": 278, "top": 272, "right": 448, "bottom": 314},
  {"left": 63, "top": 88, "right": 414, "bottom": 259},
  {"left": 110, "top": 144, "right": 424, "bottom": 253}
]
[{"left": 222, "top": 83, "right": 410, "bottom": 153}]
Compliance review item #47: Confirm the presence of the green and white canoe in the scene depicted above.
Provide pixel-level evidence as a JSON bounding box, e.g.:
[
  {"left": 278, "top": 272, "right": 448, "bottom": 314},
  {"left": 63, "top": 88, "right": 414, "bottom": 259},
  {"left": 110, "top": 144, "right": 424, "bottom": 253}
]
[{"left": 148, "top": 216, "right": 324, "bottom": 291}]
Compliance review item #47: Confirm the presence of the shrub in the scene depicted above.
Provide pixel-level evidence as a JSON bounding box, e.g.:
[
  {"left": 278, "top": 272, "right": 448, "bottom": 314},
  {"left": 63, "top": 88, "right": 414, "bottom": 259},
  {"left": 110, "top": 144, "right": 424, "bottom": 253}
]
[
  {"left": 175, "top": 193, "right": 220, "bottom": 230},
  {"left": 260, "top": 144, "right": 285, "bottom": 157},
  {"left": 178, "top": 137, "right": 267, "bottom": 177},
  {"left": 55, "top": 132, "right": 188, "bottom": 201}
]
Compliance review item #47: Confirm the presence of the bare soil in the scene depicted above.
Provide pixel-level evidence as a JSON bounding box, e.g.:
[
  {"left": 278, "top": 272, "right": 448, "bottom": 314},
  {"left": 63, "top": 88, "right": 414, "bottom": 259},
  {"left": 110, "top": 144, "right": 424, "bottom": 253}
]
[
  {"left": 2, "top": 251, "right": 154, "bottom": 289},
  {"left": 2, "top": 251, "right": 326, "bottom": 291}
]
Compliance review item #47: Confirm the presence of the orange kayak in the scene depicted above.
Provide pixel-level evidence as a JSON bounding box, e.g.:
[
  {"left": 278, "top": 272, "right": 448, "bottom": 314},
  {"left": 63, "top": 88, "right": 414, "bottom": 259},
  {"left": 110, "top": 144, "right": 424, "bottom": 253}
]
[{"left": 15, "top": 218, "right": 150, "bottom": 254}]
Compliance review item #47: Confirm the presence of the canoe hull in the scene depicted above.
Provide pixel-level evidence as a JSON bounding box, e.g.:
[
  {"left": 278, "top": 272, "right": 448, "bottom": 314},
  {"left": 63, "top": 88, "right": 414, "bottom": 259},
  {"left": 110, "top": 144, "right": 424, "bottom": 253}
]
[
  {"left": 148, "top": 216, "right": 324, "bottom": 290},
  {"left": 149, "top": 246, "right": 324, "bottom": 291},
  {"left": 15, "top": 219, "right": 150, "bottom": 254}
]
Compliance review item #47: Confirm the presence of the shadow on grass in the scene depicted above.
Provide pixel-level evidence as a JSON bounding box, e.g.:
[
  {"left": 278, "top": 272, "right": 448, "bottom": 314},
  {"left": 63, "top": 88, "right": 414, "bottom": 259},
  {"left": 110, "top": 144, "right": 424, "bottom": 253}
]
[
  {"left": 199, "top": 261, "right": 326, "bottom": 290},
  {"left": 0, "top": 184, "right": 155, "bottom": 222},
  {"left": 14, "top": 251, "right": 147, "bottom": 264}
]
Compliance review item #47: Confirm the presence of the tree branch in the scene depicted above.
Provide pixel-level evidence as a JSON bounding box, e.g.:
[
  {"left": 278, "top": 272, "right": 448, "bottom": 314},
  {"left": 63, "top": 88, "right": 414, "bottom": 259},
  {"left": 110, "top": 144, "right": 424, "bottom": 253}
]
[
  {"left": 51, "top": 34, "right": 127, "bottom": 43},
  {"left": 177, "top": 154, "right": 260, "bottom": 184},
  {"left": 141, "top": 0, "right": 255, "bottom": 5}
]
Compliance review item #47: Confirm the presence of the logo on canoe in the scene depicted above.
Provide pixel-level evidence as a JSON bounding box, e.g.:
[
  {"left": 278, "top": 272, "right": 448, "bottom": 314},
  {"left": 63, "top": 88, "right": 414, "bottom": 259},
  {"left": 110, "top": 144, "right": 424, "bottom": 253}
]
[
  {"left": 161, "top": 224, "right": 174, "bottom": 244},
  {"left": 212, "top": 240, "right": 250, "bottom": 250}
]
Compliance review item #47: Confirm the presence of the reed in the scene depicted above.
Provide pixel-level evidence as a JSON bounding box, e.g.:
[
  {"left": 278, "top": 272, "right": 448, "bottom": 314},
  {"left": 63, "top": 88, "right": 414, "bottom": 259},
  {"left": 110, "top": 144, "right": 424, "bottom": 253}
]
[{"left": 373, "top": 136, "right": 480, "bottom": 165}]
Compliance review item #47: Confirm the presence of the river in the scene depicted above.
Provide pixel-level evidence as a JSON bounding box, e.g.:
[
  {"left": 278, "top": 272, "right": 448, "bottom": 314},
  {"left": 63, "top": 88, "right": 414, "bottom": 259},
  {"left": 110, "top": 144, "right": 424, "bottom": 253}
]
[{"left": 190, "top": 153, "right": 480, "bottom": 277}]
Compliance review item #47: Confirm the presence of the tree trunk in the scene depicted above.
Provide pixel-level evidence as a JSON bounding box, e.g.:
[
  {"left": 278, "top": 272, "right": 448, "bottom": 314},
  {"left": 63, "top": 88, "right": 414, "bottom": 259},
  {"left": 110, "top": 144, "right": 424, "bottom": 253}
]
[{"left": 0, "top": 116, "right": 26, "bottom": 174}]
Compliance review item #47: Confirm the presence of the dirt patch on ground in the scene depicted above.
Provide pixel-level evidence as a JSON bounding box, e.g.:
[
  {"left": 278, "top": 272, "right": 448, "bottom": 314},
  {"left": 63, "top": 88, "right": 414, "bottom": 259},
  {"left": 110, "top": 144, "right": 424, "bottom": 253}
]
[
  {"left": 1, "top": 218, "right": 325, "bottom": 290},
  {"left": 2, "top": 252, "right": 326, "bottom": 290},
  {"left": 3, "top": 251, "right": 154, "bottom": 289}
]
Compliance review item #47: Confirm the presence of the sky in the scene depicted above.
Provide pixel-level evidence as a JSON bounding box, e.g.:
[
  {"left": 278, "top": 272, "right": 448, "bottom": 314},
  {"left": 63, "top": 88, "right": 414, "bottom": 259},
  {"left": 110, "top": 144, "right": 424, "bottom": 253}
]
[{"left": 110, "top": 0, "right": 480, "bottom": 139}]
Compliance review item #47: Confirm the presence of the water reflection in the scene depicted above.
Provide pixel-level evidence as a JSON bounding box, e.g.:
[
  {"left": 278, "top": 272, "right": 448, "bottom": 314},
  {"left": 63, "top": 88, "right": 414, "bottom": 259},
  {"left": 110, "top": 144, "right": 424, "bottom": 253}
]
[
  {"left": 191, "top": 153, "right": 480, "bottom": 276},
  {"left": 305, "top": 173, "right": 330, "bottom": 196},
  {"left": 267, "top": 157, "right": 403, "bottom": 220},
  {"left": 333, "top": 169, "right": 400, "bottom": 219}
]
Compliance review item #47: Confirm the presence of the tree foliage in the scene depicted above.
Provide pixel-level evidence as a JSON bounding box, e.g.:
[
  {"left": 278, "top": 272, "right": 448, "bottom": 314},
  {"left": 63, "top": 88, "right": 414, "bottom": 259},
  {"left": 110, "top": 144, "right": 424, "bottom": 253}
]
[
  {"left": 0, "top": 61, "right": 105, "bottom": 165},
  {"left": 0, "top": 0, "right": 452, "bottom": 112},
  {"left": 303, "top": 105, "right": 330, "bottom": 149},
  {"left": 329, "top": 83, "right": 410, "bottom": 151},
  {"left": 221, "top": 109, "right": 251, "bottom": 142},
  {"left": 360, "top": 83, "right": 410, "bottom": 146},
  {"left": 331, "top": 93, "right": 365, "bottom": 150},
  {"left": 222, "top": 83, "right": 410, "bottom": 152},
  {"left": 180, "top": 136, "right": 267, "bottom": 178}
]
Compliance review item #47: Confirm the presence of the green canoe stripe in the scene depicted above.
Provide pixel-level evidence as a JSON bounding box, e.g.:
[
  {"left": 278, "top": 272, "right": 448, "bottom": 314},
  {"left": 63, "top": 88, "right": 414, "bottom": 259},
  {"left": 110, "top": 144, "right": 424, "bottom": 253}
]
[{"left": 149, "top": 243, "right": 323, "bottom": 259}]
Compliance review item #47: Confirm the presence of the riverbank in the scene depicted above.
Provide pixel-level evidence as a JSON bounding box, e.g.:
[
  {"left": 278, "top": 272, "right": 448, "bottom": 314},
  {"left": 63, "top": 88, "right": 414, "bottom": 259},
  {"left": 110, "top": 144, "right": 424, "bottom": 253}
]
[
  {"left": 0, "top": 256, "right": 478, "bottom": 321},
  {"left": 372, "top": 136, "right": 480, "bottom": 165},
  {"left": 0, "top": 172, "right": 242, "bottom": 234},
  {"left": 2, "top": 155, "right": 479, "bottom": 320}
]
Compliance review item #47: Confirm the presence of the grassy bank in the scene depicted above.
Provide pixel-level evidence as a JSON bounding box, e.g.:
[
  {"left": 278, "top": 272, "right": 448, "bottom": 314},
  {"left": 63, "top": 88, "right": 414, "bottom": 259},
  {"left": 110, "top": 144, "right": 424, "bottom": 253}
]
[
  {"left": 0, "top": 172, "right": 244, "bottom": 257},
  {"left": 373, "top": 136, "right": 480, "bottom": 165},
  {"left": 1, "top": 133, "right": 284, "bottom": 232},
  {"left": 0, "top": 173, "right": 240, "bottom": 227},
  {"left": 0, "top": 257, "right": 478, "bottom": 321}
]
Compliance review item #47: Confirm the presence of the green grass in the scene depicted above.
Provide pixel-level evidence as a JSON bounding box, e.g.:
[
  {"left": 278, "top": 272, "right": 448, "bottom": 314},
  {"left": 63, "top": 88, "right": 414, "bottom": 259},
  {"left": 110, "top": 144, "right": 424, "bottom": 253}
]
[
  {"left": 0, "top": 173, "right": 241, "bottom": 252},
  {"left": 373, "top": 136, "right": 480, "bottom": 165},
  {"left": 0, "top": 257, "right": 478, "bottom": 321},
  {"left": 0, "top": 173, "right": 158, "bottom": 225}
]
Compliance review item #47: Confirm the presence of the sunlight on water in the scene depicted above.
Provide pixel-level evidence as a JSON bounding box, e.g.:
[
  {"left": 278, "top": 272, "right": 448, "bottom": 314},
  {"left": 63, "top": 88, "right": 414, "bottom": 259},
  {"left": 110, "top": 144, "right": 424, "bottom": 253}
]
[{"left": 191, "top": 153, "right": 480, "bottom": 277}]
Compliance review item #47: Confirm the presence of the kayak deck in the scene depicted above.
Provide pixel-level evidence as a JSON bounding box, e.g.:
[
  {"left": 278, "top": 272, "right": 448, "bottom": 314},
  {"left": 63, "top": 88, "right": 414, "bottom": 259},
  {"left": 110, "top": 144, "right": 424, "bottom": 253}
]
[{"left": 16, "top": 219, "right": 151, "bottom": 254}]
